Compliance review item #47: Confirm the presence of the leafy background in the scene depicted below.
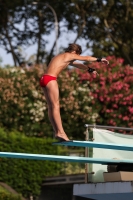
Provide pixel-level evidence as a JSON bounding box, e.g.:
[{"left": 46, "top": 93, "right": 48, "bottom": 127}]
[
  {"left": 1, "top": 55, "right": 133, "bottom": 199},
  {"left": 0, "top": 0, "right": 133, "bottom": 199},
  {"left": 1, "top": 56, "right": 133, "bottom": 138}
]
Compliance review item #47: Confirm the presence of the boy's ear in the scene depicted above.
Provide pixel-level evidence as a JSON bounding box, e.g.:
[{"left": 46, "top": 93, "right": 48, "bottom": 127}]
[{"left": 71, "top": 51, "right": 76, "bottom": 54}]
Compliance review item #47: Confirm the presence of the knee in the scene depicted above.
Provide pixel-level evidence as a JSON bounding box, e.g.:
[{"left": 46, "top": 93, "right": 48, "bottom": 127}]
[{"left": 49, "top": 101, "right": 60, "bottom": 110}]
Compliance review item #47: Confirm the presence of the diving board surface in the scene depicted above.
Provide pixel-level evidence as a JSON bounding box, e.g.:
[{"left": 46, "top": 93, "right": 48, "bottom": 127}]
[
  {"left": 53, "top": 140, "right": 133, "bottom": 151},
  {"left": 0, "top": 152, "right": 133, "bottom": 164}
]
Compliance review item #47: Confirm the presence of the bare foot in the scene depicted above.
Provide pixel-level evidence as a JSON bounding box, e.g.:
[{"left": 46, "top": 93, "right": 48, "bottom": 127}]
[{"left": 55, "top": 133, "right": 69, "bottom": 141}]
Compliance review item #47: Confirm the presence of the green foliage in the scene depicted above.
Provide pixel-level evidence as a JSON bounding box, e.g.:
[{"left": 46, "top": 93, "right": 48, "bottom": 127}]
[
  {"left": 0, "top": 65, "right": 95, "bottom": 140},
  {"left": 59, "top": 69, "right": 97, "bottom": 139},
  {"left": 0, "top": 192, "right": 22, "bottom": 200},
  {"left": 0, "top": 128, "right": 65, "bottom": 198},
  {"left": 1, "top": 1, "right": 133, "bottom": 65},
  {"left": 86, "top": 0, "right": 133, "bottom": 65},
  {"left": 1, "top": 55, "right": 133, "bottom": 138},
  {"left": 0, "top": 185, "right": 23, "bottom": 200},
  {"left": 0, "top": 66, "right": 51, "bottom": 137},
  {"left": 78, "top": 56, "right": 133, "bottom": 134}
]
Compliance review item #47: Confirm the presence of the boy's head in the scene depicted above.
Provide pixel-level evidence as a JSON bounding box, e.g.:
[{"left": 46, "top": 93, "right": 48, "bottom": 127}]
[{"left": 65, "top": 43, "right": 82, "bottom": 55}]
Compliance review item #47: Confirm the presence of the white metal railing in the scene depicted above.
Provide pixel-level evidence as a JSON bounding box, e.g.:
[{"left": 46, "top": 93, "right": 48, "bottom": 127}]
[
  {"left": 84, "top": 124, "right": 133, "bottom": 183},
  {"left": 85, "top": 124, "right": 133, "bottom": 131}
]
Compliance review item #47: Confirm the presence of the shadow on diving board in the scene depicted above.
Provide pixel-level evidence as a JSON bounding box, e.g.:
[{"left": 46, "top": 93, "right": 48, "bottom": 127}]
[
  {"left": 0, "top": 152, "right": 133, "bottom": 164},
  {"left": 52, "top": 140, "right": 133, "bottom": 151}
]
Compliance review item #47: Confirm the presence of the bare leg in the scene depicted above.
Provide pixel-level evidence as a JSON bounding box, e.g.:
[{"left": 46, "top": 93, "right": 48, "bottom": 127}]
[
  {"left": 43, "top": 88, "right": 57, "bottom": 134},
  {"left": 42, "top": 80, "right": 69, "bottom": 141}
]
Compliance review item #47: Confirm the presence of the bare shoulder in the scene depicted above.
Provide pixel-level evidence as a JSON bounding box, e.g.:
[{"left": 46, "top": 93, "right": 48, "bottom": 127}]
[
  {"left": 54, "top": 52, "right": 75, "bottom": 61},
  {"left": 52, "top": 52, "right": 89, "bottom": 63},
  {"left": 63, "top": 52, "right": 88, "bottom": 62}
]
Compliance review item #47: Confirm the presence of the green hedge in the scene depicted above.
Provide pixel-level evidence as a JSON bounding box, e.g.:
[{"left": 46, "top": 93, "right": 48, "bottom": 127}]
[
  {"left": 0, "top": 66, "right": 95, "bottom": 140},
  {"left": 0, "top": 192, "right": 22, "bottom": 200},
  {"left": 0, "top": 128, "right": 65, "bottom": 198}
]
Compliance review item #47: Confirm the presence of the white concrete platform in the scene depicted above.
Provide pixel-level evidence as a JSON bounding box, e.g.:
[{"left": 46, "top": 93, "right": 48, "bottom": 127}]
[{"left": 73, "top": 182, "right": 133, "bottom": 200}]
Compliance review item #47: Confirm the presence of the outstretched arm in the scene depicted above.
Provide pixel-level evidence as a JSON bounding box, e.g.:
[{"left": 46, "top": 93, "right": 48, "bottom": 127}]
[
  {"left": 67, "top": 54, "right": 109, "bottom": 65},
  {"left": 70, "top": 61, "right": 99, "bottom": 76},
  {"left": 69, "top": 62, "right": 88, "bottom": 70}
]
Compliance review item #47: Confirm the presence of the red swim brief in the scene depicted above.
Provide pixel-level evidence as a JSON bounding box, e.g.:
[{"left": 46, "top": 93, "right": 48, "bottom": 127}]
[{"left": 40, "top": 74, "right": 57, "bottom": 87}]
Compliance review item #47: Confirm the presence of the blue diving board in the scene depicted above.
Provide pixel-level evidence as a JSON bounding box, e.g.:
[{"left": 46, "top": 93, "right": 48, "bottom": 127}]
[
  {"left": 0, "top": 152, "right": 133, "bottom": 164},
  {"left": 53, "top": 140, "right": 133, "bottom": 151}
]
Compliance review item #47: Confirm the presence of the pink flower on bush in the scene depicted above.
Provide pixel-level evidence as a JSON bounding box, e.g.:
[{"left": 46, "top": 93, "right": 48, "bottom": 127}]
[
  {"left": 106, "top": 109, "right": 111, "bottom": 113},
  {"left": 117, "top": 58, "right": 124, "bottom": 64},
  {"left": 108, "top": 119, "right": 114, "bottom": 125},
  {"left": 118, "top": 94, "right": 123, "bottom": 98},
  {"left": 100, "top": 81, "right": 105, "bottom": 86},
  {"left": 93, "top": 94, "right": 98, "bottom": 98},
  {"left": 118, "top": 115, "right": 122, "bottom": 119},
  {"left": 113, "top": 104, "right": 118, "bottom": 109},
  {"left": 99, "top": 96, "right": 104, "bottom": 102},
  {"left": 122, "top": 102, "right": 127, "bottom": 105},
  {"left": 73, "top": 56, "right": 133, "bottom": 134},
  {"left": 123, "top": 116, "right": 129, "bottom": 121},
  {"left": 128, "top": 107, "right": 133, "bottom": 114}
]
